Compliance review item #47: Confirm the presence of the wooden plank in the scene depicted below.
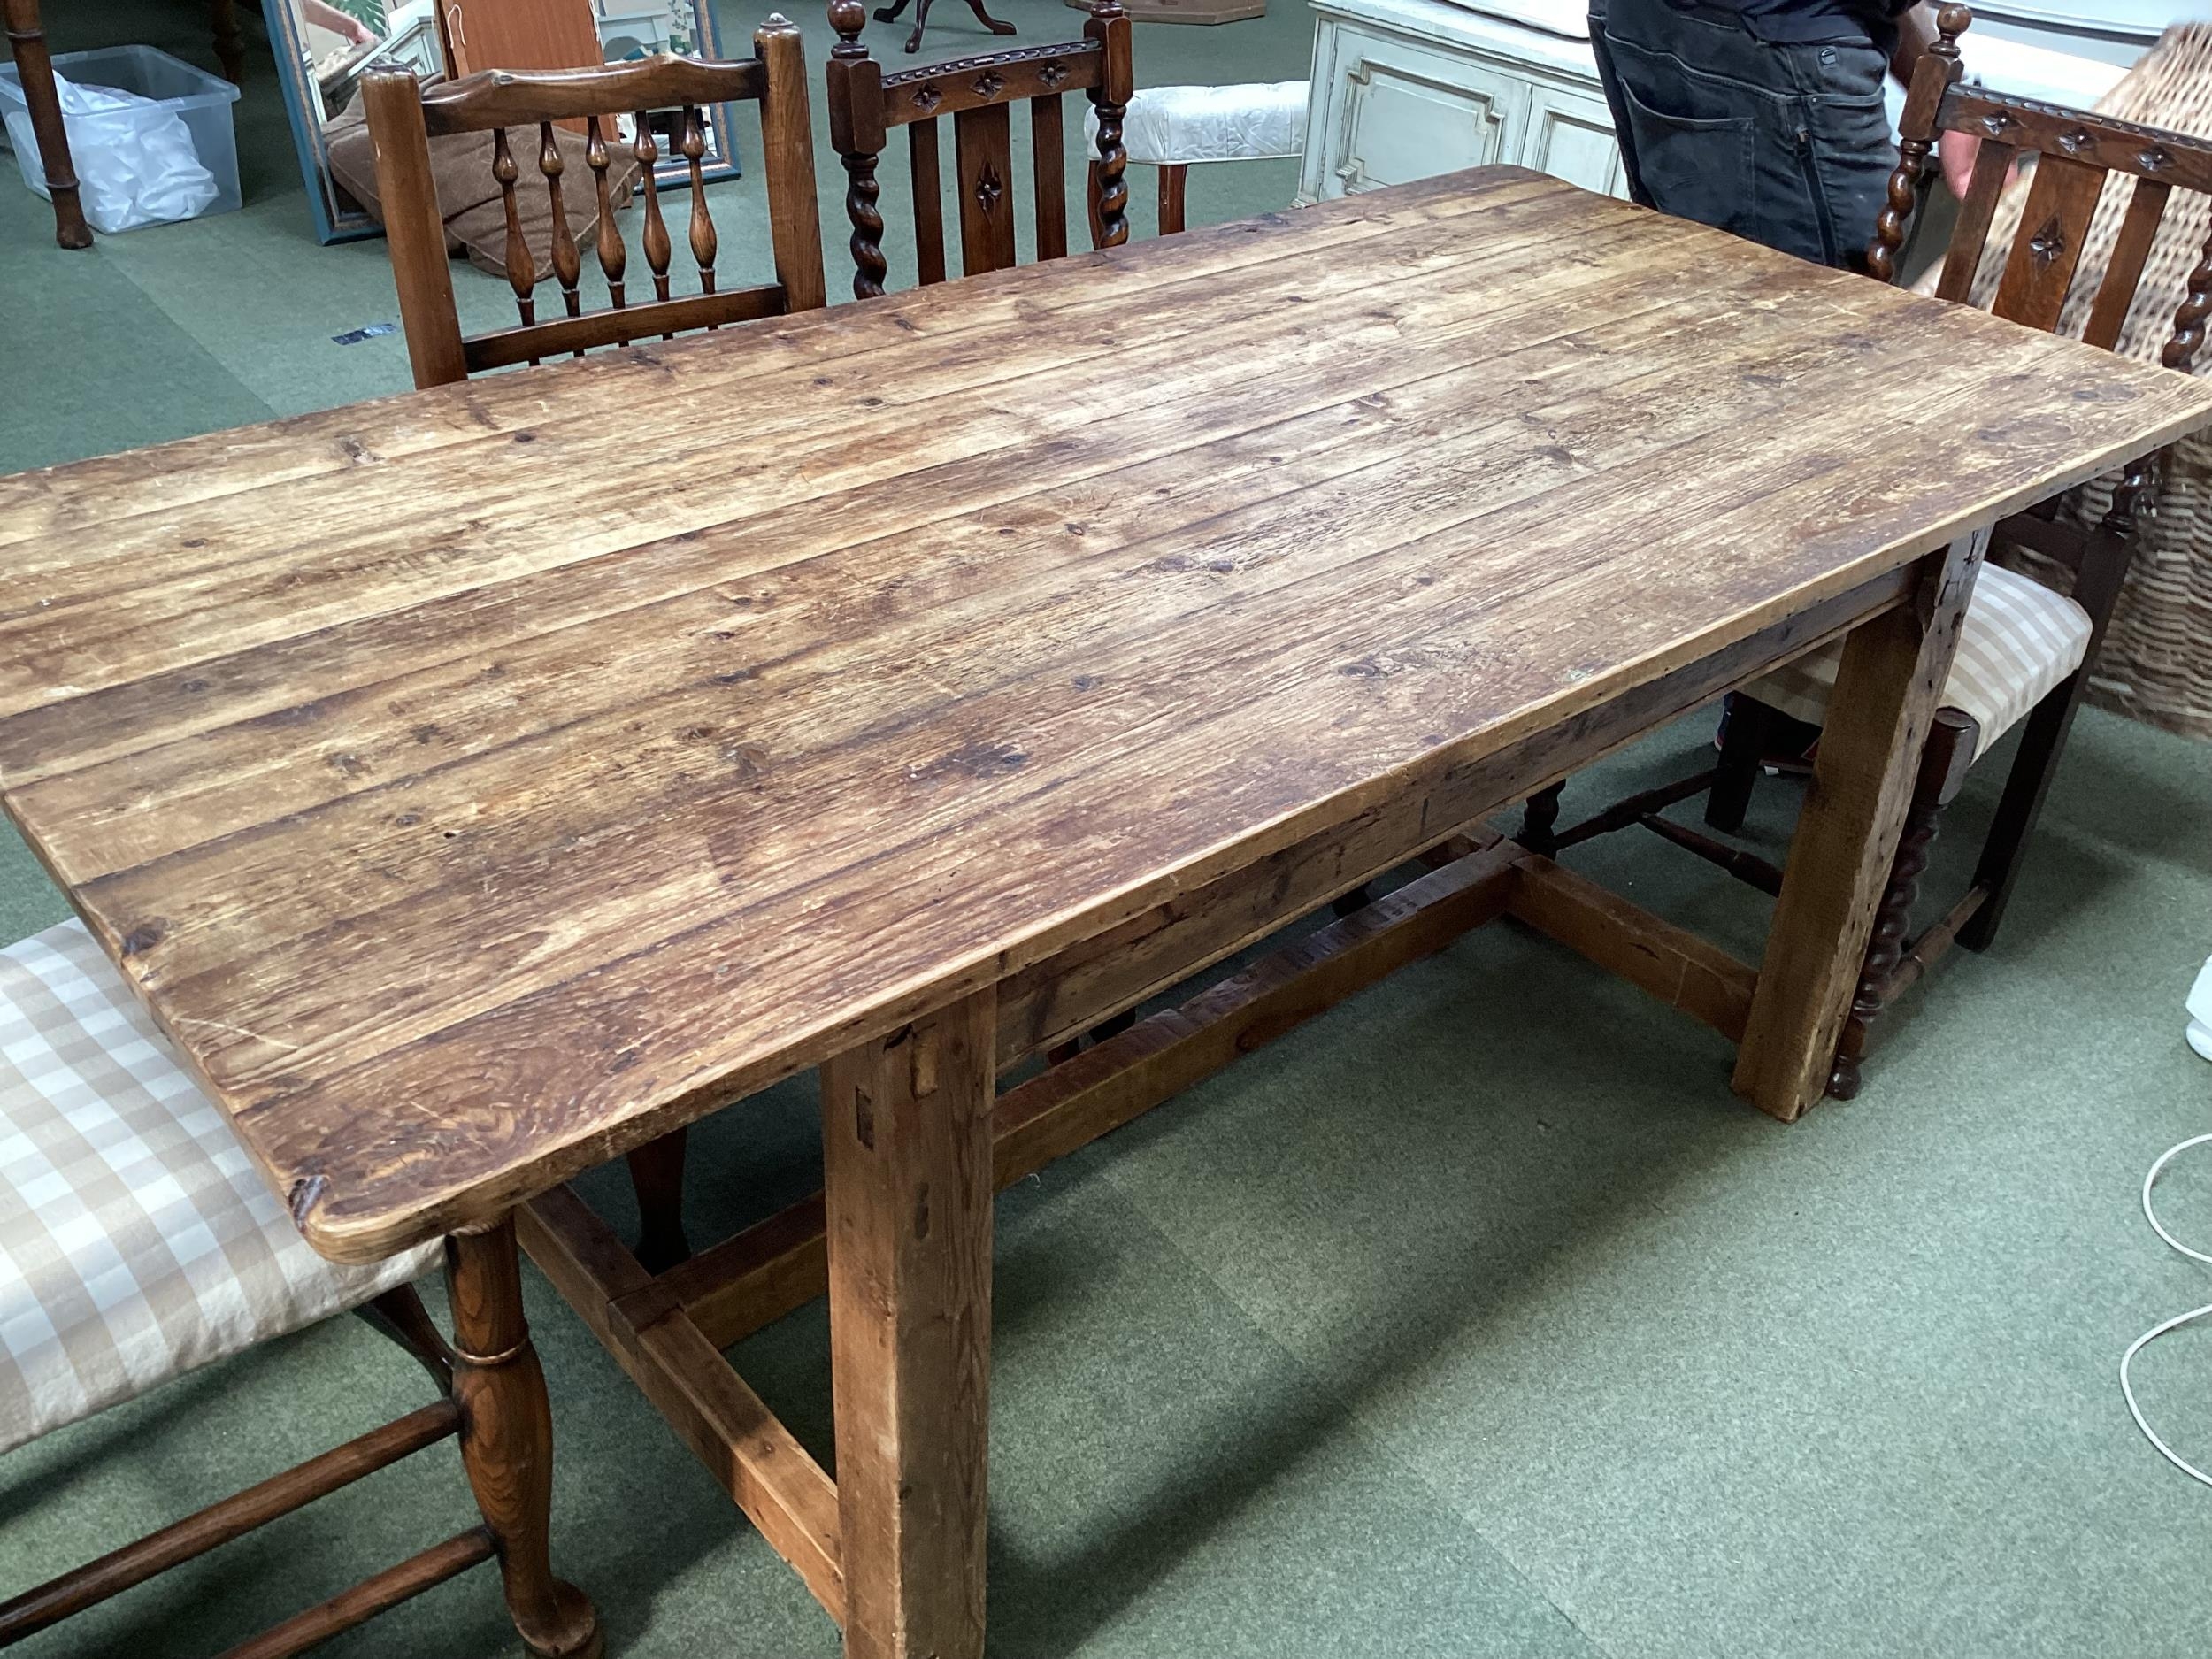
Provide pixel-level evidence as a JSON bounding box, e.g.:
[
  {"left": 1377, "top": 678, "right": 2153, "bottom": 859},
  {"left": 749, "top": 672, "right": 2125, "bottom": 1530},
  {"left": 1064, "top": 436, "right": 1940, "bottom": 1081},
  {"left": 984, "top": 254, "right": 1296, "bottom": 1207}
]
[
  {"left": 992, "top": 841, "right": 1523, "bottom": 1185},
  {"left": 0, "top": 218, "right": 1745, "bottom": 809},
  {"left": 1934, "top": 139, "right": 2018, "bottom": 304},
  {"left": 822, "top": 988, "right": 995, "bottom": 1659},
  {"left": 908, "top": 118, "right": 947, "bottom": 286},
  {"left": 1032, "top": 94, "right": 1067, "bottom": 263},
  {"left": 994, "top": 563, "right": 1908, "bottom": 1067},
  {"left": 0, "top": 171, "right": 1624, "bottom": 549},
  {"left": 676, "top": 841, "right": 1521, "bottom": 1353},
  {"left": 0, "top": 175, "right": 1647, "bottom": 588},
  {"left": 1946, "top": 86, "right": 2212, "bottom": 198},
  {"left": 753, "top": 14, "right": 829, "bottom": 315},
  {"left": 1506, "top": 855, "right": 1757, "bottom": 1042},
  {"left": 2083, "top": 176, "right": 2170, "bottom": 352},
  {"left": 1731, "top": 530, "right": 1990, "bottom": 1120},
  {"left": 953, "top": 103, "right": 1018, "bottom": 278},
  {"left": 517, "top": 1189, "right": 845, "bottom": 1621},
  {"left": 878, "top": 42, "right": 1102, "bottom": 127},
  {"left": 461, "top": 286, "right": 786, "bottom": 370}
]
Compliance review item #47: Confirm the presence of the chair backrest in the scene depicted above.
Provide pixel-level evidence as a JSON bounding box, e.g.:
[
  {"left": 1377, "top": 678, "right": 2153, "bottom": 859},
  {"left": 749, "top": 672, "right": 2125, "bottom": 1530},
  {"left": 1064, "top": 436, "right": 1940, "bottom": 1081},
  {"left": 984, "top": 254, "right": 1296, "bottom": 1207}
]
[
  {"left": 1872, "top": 4, "right": 2212, "bottom": 373},
  {"left": 823, "top": 0, "right": 1135, "bottom": 299},
  {"left": 362, "top": 20, "right": 826, "bottom": 389}
]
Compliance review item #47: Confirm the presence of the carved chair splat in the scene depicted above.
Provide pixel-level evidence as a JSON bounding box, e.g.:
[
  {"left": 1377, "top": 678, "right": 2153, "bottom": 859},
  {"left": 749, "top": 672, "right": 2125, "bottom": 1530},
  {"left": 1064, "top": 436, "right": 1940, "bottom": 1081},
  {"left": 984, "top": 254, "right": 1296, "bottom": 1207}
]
[
  {"left": 364, "top": 22, "right": 826, "bottom": 389},
  {"left": 824, "top": 0, "right": 1134, "bottom": 300}
]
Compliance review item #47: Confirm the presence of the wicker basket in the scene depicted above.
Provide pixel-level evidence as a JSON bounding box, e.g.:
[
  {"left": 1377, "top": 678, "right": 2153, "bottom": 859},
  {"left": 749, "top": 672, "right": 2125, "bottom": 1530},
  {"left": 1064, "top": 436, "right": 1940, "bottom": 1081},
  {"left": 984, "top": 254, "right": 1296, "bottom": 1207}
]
[{"left": 1920, "top": 25, "right": 2212, "bottom": 743}]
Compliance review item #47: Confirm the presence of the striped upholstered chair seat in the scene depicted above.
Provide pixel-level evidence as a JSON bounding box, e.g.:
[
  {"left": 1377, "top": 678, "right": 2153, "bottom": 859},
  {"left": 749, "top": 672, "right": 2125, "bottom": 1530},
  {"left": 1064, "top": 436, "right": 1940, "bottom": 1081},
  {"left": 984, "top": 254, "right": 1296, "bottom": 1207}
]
[
  {"left": 1739, "top": 561, "right": 2092, "bottom": 760},
  {"left": 0, "top": 918, "right": 436, "bottom": 1455}
]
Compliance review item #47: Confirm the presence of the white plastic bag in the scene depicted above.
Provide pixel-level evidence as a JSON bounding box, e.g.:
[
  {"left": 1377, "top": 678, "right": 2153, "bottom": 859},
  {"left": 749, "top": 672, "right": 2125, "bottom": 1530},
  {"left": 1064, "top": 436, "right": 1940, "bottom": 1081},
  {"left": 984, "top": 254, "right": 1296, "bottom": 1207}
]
[{"left": 4, "top": 71, "right": 216, "bottom": 233}]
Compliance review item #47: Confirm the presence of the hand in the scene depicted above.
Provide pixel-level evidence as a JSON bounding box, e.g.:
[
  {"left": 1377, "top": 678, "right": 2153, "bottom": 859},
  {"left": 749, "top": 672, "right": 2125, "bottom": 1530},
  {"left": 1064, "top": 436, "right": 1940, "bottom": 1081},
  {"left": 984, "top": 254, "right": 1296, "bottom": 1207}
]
[{"left": 1938, "top": 128, "right": 1980, "bottom": 199}]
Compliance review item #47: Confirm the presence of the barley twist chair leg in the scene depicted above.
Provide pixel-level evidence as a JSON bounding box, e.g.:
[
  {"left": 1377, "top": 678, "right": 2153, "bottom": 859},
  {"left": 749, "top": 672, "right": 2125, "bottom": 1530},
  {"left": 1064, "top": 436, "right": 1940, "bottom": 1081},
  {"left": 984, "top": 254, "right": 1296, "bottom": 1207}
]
[
  {"left": 1827, "top": 708, "right": 1975, "bottom": 1101},
  {"left": 1517, "top": 780, "right": 1565, "bottom": 857}
]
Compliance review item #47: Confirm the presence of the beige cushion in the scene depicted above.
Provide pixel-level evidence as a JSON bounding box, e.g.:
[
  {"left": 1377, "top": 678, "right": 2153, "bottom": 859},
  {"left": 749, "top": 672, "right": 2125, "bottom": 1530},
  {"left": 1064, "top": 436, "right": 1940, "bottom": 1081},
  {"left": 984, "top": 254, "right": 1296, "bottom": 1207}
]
[
  {"left": 1742, "top": 562, "right": 2093, "bottom": 761},
  {"left": 0, "top": 920, "right": 437, "bottom": 1455}
]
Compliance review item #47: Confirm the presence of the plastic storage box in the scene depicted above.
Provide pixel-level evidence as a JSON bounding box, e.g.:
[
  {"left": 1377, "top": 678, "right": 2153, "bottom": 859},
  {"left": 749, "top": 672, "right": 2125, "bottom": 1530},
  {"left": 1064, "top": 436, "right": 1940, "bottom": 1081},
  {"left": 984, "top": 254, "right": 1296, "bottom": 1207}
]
[{"left": 0, "top": 44, "right": 242, "bottom": 219}]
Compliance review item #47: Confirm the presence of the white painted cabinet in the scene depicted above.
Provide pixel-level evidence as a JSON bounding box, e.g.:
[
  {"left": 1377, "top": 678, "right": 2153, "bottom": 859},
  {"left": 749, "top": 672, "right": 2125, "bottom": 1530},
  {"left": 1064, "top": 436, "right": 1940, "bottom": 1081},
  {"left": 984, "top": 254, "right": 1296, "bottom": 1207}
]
[{"left": 1301, "top": 0, "right": 1627, "bottom": 205}]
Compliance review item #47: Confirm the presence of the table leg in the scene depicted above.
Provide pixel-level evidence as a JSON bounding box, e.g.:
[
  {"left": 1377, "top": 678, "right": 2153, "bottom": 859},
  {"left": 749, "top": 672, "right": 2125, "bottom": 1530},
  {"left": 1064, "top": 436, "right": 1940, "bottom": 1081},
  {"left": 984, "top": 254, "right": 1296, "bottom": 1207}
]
[
  {"left": 210, "top": 0, "right": 243, "bottom": 83},
  {"left": 446, "top": 1217, "right": 603, "bottom": 1659},
  {"left": 3, "top": 0, "right": 92, "bottom": 250},
  {"left": 1732, "top": 528, "right": 1987, "bottom": 1121},
  {"left": 822, "top": 988, "right": 995, "bottom": 1659}
]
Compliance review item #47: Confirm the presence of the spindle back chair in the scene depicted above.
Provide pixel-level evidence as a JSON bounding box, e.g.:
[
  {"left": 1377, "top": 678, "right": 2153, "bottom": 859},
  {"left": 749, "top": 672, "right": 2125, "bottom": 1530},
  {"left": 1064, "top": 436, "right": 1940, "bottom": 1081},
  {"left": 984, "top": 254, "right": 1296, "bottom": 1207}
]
[
  {"left": 362, "top": 19, "right": 826, "bottom": 390},
  {"left": 824, "top": 0, "right": 1134, "bottom": 299},
  {"left": 1535, "top": 4, "right": 2212, "bottom": 1100}
]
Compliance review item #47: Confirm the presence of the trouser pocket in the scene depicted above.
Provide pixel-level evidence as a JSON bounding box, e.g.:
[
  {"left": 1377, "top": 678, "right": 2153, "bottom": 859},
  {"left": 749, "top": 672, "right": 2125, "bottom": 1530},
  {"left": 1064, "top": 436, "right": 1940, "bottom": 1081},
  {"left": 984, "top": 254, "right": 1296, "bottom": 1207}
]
[{"left": 1614, "top": 74, "right": 1758, "bottom": 243}]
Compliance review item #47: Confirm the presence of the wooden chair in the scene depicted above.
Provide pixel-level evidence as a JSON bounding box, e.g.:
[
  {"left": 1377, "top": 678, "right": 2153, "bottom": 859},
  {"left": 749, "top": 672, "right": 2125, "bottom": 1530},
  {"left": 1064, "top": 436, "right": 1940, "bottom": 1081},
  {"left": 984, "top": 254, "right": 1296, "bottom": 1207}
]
[
  {"left": 1533, "top": 4, "right": 2212, "bottom": 1100},
  {"left": 824, "top": 0, "right": 1134, "bottom": 300},
  {"left": 361, "top": 21, "right": 826, "bottom": 391},
  {"left": 0, "top": 919, "right": 598, "bottom": 1658}
]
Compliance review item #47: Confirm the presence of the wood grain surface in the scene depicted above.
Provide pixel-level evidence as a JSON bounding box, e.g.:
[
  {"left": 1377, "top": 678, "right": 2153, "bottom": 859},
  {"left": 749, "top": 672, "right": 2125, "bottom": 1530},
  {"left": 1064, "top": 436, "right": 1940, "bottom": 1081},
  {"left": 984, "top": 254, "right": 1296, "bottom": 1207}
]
[{"left": 3, "top": 168, "right": 2207, "bottom": 1262}]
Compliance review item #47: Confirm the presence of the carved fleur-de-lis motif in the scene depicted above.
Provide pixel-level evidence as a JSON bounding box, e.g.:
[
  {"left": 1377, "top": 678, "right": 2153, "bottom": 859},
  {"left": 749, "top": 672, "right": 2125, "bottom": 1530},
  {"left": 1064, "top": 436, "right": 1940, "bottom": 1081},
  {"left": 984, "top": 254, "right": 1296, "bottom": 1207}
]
[
  {"left": 2059, "top": 127, "right": 2092, "bottom": 155},
  {"left": 975, "top": 164, "right": 1003, "bottom": 214},
  {"left": 912, "top": 82, "right": 941, "bottom": 112},
  {"left": 2026, "top": 213, "right": 2067, "bottom": 269},
  {"left": 2141, "top": 145, "right": 2174, "bottom": 173},
  {"left": 973, "top": 69, "right": 1004, "bottom": 97},
  {"left": 1038, "top": 60, "right": 1066, "bottom": 88}
]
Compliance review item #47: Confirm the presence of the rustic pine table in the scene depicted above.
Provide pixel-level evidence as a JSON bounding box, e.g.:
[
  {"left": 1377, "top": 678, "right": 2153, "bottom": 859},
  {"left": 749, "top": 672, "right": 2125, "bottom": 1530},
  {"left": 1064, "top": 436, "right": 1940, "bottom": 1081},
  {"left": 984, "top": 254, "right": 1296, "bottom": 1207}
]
[{"left": 4, "top": 168, "right": 2207, "bottom": 1659}]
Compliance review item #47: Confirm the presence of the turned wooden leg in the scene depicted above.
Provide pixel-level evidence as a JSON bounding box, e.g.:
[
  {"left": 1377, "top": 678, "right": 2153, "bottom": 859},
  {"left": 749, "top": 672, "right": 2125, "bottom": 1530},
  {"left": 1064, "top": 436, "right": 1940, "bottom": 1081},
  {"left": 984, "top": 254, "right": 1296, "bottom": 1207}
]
[
  {"left": 356, "top": 1283, "right": 457, "bottom": 1393},
  {"left": 4, "top": 0, "right": 92, "bottom": 249},
  {"left": 1158, "top": 164, "right": 1188, "bottom": 235},
  {"left": 625, "top": 1126, "right": 691, "bottom": 1273},
  {"left": 963, "top": 0, "right": 1018, "bottom": 37},
  {"left": 1960, "top": 463, "right": 2149, "bottom": 954},
  {"left": 446, "top": 1219, "right": 602, "bottom": 1659},
  {"left": 1706, "top": 692, "right": 1771, "bottom": 833},
  {"left": 823, "top": 990, "right": 995, "bottom": 1659},
  {"left": 900, "top": 0, "right": 931, "bottom": 51},
  {"left": 1517, "top": 780, "right": 1564, "bottom": 857},
  {"left": 1733, "top": 530, "right": 1985, "bottom": 1121},
  {"left": 210, "top": 0, "right": 243, "bottom": 81},
  {"left": 1827, "top": 707, "right": 1976, "bottom": 1100}
]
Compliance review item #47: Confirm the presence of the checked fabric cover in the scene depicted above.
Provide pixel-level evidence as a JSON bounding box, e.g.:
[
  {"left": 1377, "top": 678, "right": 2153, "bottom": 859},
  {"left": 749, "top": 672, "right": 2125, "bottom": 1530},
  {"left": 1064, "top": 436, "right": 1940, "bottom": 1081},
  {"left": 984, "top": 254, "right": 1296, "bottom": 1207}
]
[
  {"left": 1740, "top": 561, "right": 2093, "bottom": 763},
  {"left": 0, "top": 918, "right": 436, "bottom": 1455}
]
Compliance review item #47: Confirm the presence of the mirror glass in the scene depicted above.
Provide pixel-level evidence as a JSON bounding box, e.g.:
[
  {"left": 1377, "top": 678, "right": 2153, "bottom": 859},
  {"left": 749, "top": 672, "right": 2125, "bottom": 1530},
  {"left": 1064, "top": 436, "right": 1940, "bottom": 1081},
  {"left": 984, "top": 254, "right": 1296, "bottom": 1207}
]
[{"left": 260, "top": 0, "right": 740, "bottom": 243}]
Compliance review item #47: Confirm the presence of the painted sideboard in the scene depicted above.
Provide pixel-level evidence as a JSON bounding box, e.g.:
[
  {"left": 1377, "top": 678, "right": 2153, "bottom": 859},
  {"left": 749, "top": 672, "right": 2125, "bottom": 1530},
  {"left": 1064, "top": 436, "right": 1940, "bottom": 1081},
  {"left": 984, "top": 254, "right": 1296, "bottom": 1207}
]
[{"left": 1298, "top": 0, "right": 1624, "bottom": 205}]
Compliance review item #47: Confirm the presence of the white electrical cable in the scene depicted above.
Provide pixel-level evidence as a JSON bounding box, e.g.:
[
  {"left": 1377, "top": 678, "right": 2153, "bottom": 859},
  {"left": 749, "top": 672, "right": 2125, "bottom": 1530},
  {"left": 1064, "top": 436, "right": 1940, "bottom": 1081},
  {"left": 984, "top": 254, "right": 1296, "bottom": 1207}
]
[{"left": 2120, "top": 1133, "right": 2212, "bottom": 1489}]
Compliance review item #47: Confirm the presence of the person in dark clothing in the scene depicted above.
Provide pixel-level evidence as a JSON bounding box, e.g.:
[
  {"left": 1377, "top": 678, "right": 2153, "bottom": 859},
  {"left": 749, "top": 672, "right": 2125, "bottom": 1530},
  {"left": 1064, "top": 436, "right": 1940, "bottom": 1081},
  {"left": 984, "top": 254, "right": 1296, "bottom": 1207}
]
[{"left": 1589, "top": 0, "right": 1979, "bottom": 270}]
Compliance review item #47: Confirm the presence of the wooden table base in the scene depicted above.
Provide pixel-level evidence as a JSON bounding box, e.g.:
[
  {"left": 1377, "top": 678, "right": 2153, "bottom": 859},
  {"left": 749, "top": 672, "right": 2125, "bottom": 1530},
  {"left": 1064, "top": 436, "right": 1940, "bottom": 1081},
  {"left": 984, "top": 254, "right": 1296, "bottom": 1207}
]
[
  {"left": 517, "top": 546, "right": 1972, "bottom": 1657},
  {"left": 519, "top": 835, "right": 1740, "bottom": 1637}
]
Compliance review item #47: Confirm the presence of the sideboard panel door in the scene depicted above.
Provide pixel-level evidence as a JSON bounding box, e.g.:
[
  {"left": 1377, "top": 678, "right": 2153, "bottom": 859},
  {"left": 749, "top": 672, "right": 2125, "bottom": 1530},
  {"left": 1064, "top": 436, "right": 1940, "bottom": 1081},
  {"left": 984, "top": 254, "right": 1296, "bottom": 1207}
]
[
  {"left": 1525, "top": 84, "right": 1628, "bottom": 198},
  {"left": 1330, "top": 39, "right": 1530, "bottom": 196}
]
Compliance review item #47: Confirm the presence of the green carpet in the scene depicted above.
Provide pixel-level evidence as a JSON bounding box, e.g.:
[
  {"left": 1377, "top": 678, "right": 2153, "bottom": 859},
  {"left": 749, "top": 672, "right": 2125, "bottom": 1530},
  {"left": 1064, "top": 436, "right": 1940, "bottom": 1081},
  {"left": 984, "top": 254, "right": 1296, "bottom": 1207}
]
[{"left": 4, "top": 4, "right": 2211, "bottom": 1655}]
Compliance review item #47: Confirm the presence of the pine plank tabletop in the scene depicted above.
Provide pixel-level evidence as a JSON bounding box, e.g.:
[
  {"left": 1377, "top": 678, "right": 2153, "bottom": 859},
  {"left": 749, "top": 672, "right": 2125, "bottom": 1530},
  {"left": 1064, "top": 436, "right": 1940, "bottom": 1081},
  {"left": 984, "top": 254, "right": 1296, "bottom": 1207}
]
[{"left": 4, "top": 166, "right": 2207, "bottom": 1263}]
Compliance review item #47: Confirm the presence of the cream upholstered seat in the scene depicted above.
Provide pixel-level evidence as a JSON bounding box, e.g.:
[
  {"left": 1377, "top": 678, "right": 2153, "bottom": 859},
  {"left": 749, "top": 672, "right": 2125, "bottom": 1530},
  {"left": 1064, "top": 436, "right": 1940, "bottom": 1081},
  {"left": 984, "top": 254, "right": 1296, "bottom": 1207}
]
[
  {"left": 1739, "top": 561, "right": 2093, "bottom": 761},
  {"left": 1084, "top": 80, "right": 1308, "bottom": 168},
  {"left": 0, "top": 918, "right": 436, "bottom": 1455}
]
